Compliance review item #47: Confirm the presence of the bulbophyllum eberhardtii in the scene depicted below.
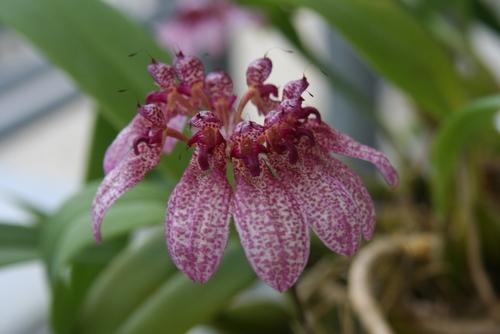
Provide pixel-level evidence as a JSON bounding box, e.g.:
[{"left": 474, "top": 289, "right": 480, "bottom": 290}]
[{"left": 91, "top": 52, "right": 398, "bottom": 292}]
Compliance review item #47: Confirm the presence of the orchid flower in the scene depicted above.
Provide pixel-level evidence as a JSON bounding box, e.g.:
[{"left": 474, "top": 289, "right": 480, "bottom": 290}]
[
  {"left": 156, "top": 0, "right": 259, "bottom": 56},
  {"left": 91, "top": 53, "right": 398, "bottom": 292}
]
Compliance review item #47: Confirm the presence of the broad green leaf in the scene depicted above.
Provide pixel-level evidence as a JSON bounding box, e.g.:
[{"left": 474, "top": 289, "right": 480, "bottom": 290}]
[
  {"left": 41, "top": 181, "right": 169, "bottom": 279},
  {"left": 0, "top": 224, "right": 40, "bottom": 266},
  {"left": 0, "top": 0, "right": 169, "bottom": 129},
  {"left": 78, "top": 233, "right": 177, "bottom": 334},
  {"left": 51, "top": 201, "right": 165, "bottom": 278},
  {"left": 271, "top": 0, "right": 466, "bottom": 117},
  {"left": 6, "top": 196, "right": 48, "bottom": 221},
  {"left": 117, "top": 242, "right": 256, "bottom": 334},
  {"left": 431, "top": 95, "right": 500, "bottom": 218},
  {"left": 51, "top": 238, "right": 129, "bottom": 334},
  {"left": 43, "top": 181, "right": 169, "bottom": 333},
  {"left": 399, "top": 1, "right": 498, "bottom": 100}
]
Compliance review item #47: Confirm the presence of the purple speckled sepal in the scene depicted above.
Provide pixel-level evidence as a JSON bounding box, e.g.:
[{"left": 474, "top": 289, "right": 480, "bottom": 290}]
[
  {"left": 246, "top": 57, "right": 272, "bottom": 86},
  {"left": 232, "top": 159, "right": 310, "bottom": 292},
  {"left": 308, "top": 121, "right": 399, "bottom": 188},
  {"left": 92, "top": 142, "right": 163, "bottom": 243},
  {"left": 270, "top": 146, "right": 364, "bottom": 256},
  {"left": 103, "top": 115, "right": 150, "bottom": 175},
  {"left": 165, "top": 146, "right": 231, "bottom": 283}
]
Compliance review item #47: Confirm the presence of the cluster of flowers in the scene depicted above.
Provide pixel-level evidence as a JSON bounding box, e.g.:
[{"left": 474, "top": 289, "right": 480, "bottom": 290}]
[{"left": 91, "top": 52, "right": 398, "bottom": 292}]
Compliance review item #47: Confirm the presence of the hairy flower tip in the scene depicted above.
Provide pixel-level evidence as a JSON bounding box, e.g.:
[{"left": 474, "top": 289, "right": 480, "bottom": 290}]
[
  {"left": 189, "top": 110, "right": 222, "bottom": 129},
  {"left": 137, "top": 103, "right": 166, "bottom": 128},
  {"left": 233, "top": 119, "right": 265, "bottom": 138},
  {"left": 246, "top": 57, "right": 272, "bottom": 86},
  {"left": 148, "top": 62, "right": 176, "bottom": 89},
  {"left": 277, "top": 95, "right": 321, "bottom": 123},
  {"left": 205, "top": 71, "right": 234, "bottom": 101},
  {"left": 278, "top": 97, "right": 301, "bottom": 114},
  {"left": 230, "top": 121, "right": 267, "bottom": 177},
  {"left": 263, "top": 110, "right": 314, "bottom": 164},
  {"left": 174, "top": 52, "right": 205, "bottom": 87},
  {"left": 188, "top": 111, "right": 225, "bottom": 170},
  {"left": 264, "top": 109, "right": 286, "bottom": 127},
  {"left": 282, "top": 76, "right": 309, "bottom": 100}
]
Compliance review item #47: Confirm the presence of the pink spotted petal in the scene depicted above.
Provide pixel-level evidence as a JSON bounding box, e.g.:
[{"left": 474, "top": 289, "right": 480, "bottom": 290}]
[
  {"left": 103, "top": 115, "right": 149, "bottom": 175},
  {"left": 270, "top": 148, "right": 362, "bottom": 256},
  {"left": 174, "top": 52, "right": 205, "bottom": 87},
  {"left": 205, "top": 71, "right": 234, "bottom": 100},
  {"left": 319, "top": 150, "right": 376, "bottom": 240},
  {"left": 282, "top": 76, "right": 309, "bottom": 100},
  {"left": 232, "top": 160, "right": 309, "bottom": 292},
  {"left": 163, "top": 115, "right": 188, "bottom": 153},
  {"left": 246, "top": 57, "right": 272, "bottom": 86},
  {"left": 137, "top": 104, "right": 166, "bottom": 128},
  {"left": 165, "top": 146, "right": 231, "bottom": 283},
  {"left": 308, "top": 121, "right": 399, "bottom": 187},
  {"left": 147, "top": 62, "right": 176, "bottom": 89},
  {"left": 92, "top": 142, "right": 163, "bottom": 243}
]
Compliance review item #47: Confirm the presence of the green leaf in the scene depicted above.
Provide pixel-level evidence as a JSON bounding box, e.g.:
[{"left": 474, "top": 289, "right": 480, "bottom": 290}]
[
  {"left": 0, "top": 0, "right": 169, "bottom": 129},
  {"left": 78, "top": 233, "right": 177, "bottom": 334},
  {"left": 474, "top": 0, "right": 500, "bottom": 35},
  {"left": 271, "top": 0, "right": 466, "bottom": 117},
  {"left": 42, "top": 182, "right": 170, "bottom": 333},
  {"left": 41, "top": 181, "right": 169, "bottom": 280},
  {"left": 6, "top": 196, "right": 48, "bottom": 222},
  {"left": 399, "top": 1, "right": 498, "bottom": 100},
  {"left": 51, "top": 238, "right": 129, "bottom": 334},
  {"left": 0, "top": 224, "right": 40, "bottom": 266},
  {"left": 85, "top": 111, "right": 119, "bottom": 182},
  {"left": 431, "top": 95, "right": 500, "bottom": 218},
  {"left": 51, "top": 201, "right": 165, "bottom": 278},
  {"left": 116, "top": 242, "right": 256, "bottom": 334},
  {"left": 0, "top": 0, "right": 190, "bottom": 181}
]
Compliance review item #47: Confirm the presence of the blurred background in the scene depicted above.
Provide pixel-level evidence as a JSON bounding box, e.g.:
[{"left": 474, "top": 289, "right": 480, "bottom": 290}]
[{"left": 0, "top": 0, "right": 499, "bottom": 333}]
